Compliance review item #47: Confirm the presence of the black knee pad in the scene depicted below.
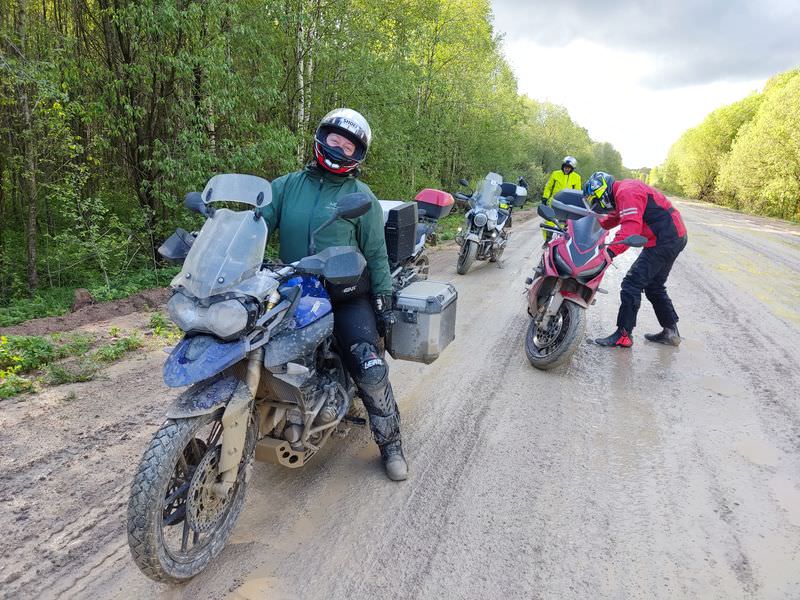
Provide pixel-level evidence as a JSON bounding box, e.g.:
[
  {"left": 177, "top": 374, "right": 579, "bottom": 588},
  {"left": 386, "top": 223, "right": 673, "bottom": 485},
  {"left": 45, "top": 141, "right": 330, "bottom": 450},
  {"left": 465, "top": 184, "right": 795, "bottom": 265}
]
[{"left": 350, "top": 341, "right": 388, "bottom": 390}]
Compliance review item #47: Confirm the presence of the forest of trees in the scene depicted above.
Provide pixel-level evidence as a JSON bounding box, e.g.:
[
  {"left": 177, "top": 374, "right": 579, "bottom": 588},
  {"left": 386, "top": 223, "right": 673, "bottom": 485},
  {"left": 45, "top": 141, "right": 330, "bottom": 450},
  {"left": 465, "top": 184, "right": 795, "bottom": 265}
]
[
  {"left": 650, "top": 68, "right": 800, "bottom": 222},
  {"left": 0, "top": 0, "right": 629, "bottom": 321}
]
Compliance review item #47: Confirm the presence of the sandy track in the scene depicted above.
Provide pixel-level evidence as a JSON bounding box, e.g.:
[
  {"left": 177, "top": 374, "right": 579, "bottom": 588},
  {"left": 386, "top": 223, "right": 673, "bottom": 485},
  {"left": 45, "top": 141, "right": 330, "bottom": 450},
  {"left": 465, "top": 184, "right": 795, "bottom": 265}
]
[{"left": 1, "top": 201, "right": 799, "bottom": 600}]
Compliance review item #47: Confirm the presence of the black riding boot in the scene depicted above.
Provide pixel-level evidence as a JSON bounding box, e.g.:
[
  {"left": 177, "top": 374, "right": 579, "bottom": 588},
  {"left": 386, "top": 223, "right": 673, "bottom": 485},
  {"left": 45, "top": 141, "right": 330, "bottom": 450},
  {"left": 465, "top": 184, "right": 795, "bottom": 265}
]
[
  {"left": 359, "top": 381, "right": 408, "bottom": 481},
  {"left": 351, "top": 342, "right": 408, "bottom": 481},
  {"left": 644, "top": 326, "right": 681, "bottom": 346}
]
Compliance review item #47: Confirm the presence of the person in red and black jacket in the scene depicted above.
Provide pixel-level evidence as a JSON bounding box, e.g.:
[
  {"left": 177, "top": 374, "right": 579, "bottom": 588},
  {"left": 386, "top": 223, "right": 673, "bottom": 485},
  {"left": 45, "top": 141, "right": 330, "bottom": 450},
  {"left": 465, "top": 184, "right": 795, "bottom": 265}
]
[{"left": 584, "top": 172, "right": 688, "bottom": 347}]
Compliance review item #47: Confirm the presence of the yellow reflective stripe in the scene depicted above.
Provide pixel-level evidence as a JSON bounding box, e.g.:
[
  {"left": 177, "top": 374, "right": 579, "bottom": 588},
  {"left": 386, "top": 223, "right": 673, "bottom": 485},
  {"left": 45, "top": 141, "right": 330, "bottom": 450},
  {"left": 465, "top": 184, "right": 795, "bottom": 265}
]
[{"left": 592, "top": 180, "right": 607, "bottom": 199}]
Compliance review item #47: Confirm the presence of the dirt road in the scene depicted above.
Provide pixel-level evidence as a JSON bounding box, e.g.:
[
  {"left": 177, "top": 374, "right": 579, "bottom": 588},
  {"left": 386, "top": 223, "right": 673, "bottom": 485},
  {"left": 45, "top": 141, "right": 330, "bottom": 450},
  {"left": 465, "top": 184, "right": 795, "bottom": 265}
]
[{"left": 2, "top": 200, "right": 799, "bottom": 599}]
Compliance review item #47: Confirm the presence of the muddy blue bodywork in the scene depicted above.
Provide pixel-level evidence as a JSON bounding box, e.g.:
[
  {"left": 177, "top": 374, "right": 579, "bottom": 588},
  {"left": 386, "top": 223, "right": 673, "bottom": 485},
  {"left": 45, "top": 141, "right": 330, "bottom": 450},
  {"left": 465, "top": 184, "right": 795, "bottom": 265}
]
[
  {"left": 163, "top": 334, "right": 247, "bottom": 388},
  {"left": 284, "top": 274, "right": 332, "bottom": 329},
  {"left": 163, "top": 275, "right": 334, "bottom": 388}
]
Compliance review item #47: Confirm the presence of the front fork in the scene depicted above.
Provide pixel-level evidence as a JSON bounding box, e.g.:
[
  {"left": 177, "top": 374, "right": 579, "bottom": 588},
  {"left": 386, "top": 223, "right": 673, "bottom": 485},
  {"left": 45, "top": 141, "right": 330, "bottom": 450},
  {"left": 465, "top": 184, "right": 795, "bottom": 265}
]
[
  {"left": 214, "top": 347, "right": 263, "bottom": 496},
  {"left": 539, "top": 281, "right": 563, "bottom": 330}
]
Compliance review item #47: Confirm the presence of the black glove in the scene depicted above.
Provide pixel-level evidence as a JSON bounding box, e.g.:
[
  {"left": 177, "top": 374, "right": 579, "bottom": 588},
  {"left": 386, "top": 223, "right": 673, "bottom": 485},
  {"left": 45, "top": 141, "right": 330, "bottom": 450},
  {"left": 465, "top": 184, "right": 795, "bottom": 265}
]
[
  {"left": 373, "top": 294, "right": 396, "bottom": 338},
  {"left": 541, "top": 197, "right": 548, "bottom": 204}
]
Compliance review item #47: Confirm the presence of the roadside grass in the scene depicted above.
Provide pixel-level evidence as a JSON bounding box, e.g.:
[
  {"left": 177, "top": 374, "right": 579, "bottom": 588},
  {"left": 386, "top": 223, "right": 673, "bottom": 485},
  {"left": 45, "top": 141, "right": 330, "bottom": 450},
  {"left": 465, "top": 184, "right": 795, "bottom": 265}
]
[
  {"left": 0, "top": 329, "right": 149, "bottom": 400},
  {"left": 148, "top": 311, "right": 181, "bottom": 341},
  {"left": 44, "top": 360, "right": 99, "bottom": 385},
  {"left": 436, "top": 212, "right": 465, "bottom": 242},
  {"left": 0, "top": 266, "right": 180, "bottom": 327},
  {"left": 93, "top": 334, "right": 144, "bottom": 363}
]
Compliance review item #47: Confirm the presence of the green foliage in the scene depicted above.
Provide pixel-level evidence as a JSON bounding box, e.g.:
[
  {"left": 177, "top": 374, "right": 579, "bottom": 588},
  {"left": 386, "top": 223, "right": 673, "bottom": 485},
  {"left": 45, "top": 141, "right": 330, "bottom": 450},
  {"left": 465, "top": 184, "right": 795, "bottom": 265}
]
[
  {"left": 44, "top": 361, "right": 98, "bottom": 386},
  {"left": 1, "top": 0, "right": 630, "bottom": 313},
  {"left": 660, "top": 93, "right": 762, "bottom": 199},
  {"left": 0, "top": 328, "right": 145, "bottom": 396},
  {"left": 717, "top": 72, "right": 800, "bottom": 220},
  {"left": 93, "top": 334, "right": 144, "bottom": 363},
  {"left": 436, "top": 212, "right": 468, "bottom": 242},
  {"left": 0, "top": 370, "right": 34, "bottom": 398},
  {"left": 56, "top": 334, "right": 94, "bottom": 358},
  {"left": 0, "top": 266, "right": 179, "bottom": 327},
  {"left": 0, "top": 335, "right": 55, "bottom": 372},
  {"left": 149, "top": 311, "right": 181, "bottom": 340},
  {"left": 657, "top": 67, "right": 799, "bottom": 222}
]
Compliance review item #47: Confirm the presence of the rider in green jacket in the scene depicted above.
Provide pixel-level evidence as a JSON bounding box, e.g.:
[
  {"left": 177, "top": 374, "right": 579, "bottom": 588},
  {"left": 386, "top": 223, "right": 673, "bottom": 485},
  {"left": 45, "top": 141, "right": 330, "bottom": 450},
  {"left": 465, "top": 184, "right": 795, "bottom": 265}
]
[{"left": 262, "top": 108, "right": 408, "bottom": 481}]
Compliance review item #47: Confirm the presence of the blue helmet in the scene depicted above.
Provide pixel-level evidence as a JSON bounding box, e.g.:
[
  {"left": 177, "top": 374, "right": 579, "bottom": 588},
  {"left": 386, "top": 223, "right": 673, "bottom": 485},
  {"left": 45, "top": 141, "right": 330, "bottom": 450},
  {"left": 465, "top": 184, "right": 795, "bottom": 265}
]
[{"left": 584, "top": 171, "right": 616, "bottom": 213}]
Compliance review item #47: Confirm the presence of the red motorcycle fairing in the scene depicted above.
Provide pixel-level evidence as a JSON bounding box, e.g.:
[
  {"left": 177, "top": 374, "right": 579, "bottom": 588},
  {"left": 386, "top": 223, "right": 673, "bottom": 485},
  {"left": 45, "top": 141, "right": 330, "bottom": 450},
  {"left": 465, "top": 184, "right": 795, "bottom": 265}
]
[{"left": 527, "top": 216, "right": 611, "bottom": 314}]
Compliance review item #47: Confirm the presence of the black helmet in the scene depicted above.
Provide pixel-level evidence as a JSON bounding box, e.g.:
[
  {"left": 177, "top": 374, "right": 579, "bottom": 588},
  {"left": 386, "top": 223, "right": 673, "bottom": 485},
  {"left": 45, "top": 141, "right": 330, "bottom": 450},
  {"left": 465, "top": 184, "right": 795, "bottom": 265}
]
[
  {"left": 584, "top": 171, "right": 616, "bottom": 213},
  {"left": 313, "top": 108, "right": 372, "bottom": 175}
]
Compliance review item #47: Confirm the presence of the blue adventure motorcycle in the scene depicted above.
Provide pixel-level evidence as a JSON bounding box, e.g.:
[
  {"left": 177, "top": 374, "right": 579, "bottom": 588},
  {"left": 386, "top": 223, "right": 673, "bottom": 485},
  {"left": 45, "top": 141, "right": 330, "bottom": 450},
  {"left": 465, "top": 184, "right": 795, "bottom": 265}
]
[{"left": 127, "top": 174, "right": 383, "bottom": 582}]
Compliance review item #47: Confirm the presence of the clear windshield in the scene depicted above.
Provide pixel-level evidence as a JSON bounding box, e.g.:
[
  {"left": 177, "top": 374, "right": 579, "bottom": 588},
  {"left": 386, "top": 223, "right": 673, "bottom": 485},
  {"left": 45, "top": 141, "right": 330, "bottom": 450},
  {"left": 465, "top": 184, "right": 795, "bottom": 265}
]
[
  {"left": 202, "top": 173, "right": 272, "bottom": 206},
  {"left": 172, "top": 208, "right": 268, "bottom": 299},
  {"left": 473, "top": 172, "right": 502, "bottom": 211}
]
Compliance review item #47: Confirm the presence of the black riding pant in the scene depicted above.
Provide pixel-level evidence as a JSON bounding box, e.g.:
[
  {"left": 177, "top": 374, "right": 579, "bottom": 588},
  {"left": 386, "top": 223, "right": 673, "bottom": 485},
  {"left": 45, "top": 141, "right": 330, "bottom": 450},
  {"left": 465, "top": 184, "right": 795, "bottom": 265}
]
[
  {"left": 332, "top": 294, "right": 401, "bottom": 447},
  {"left": 617, "top": 235, "right": 687, "bottom": 333}
]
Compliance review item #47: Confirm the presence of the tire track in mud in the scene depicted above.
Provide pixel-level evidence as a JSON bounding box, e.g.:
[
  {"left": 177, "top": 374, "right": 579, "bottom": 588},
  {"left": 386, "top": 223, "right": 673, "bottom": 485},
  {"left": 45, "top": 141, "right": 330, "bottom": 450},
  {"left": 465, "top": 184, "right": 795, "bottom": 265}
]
[
  {"left": 678, "top": 255, "right": 800, "bottom": 455},
  {"left": 0, "top": 351, "right": 169, "bottom": 600},
  {"left": 339, "top": 306, "right": 529, "bottom": 599}
]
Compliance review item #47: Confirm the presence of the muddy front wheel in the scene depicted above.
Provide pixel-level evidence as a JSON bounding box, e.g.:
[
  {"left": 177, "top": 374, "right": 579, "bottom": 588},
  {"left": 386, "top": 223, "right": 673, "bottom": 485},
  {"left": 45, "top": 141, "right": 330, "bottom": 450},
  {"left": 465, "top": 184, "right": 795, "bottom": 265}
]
[
  {"left": 525, "top": 301, "right": 586, "bottom": 370},
  {"left": 127, "top": 411, "right": 254, "bottom": 582},
  {"left": 456, "top": 240, "right": 477, "bottom": 275}
]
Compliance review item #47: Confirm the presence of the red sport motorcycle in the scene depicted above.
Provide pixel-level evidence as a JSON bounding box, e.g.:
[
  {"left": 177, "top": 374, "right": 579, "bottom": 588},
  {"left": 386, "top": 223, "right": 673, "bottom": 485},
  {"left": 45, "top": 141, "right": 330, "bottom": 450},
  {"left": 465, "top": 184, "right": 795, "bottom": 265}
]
[{"left": 524, "top": 190, "right": 646, "bottom": 369}]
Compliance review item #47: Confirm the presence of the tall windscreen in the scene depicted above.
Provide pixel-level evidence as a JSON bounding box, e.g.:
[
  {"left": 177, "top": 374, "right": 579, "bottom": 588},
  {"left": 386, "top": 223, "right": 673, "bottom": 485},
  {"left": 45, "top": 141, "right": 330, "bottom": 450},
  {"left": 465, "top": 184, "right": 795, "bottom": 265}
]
[{"left": 174, "top": 208, "right": 268, "bottom": 299}]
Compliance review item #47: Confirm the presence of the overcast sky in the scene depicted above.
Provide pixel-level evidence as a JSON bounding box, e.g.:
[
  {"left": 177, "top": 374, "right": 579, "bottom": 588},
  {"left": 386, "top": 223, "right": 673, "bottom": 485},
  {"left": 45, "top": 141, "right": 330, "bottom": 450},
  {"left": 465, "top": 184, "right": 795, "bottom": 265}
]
[{"left": 491, "top": 0, "right": 800, "bottom": 167}]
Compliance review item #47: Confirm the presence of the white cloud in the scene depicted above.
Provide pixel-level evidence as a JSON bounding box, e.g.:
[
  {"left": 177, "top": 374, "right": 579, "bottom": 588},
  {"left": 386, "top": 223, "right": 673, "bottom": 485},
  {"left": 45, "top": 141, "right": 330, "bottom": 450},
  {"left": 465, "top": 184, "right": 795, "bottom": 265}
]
[{"left": 499, "top": 20, "right": 771, "bottom": 167}]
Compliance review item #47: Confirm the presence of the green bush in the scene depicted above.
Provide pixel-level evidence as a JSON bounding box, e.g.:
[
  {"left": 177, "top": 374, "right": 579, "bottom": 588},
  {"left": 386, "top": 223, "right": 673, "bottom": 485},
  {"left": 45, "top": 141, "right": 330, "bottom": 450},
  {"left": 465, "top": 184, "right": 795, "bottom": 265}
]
[
  {"left": 0, "top": 335, "right": 55, "bottom": 372},
  {"left": 0, "top": 371, "right": 34, "bottom": 399}
]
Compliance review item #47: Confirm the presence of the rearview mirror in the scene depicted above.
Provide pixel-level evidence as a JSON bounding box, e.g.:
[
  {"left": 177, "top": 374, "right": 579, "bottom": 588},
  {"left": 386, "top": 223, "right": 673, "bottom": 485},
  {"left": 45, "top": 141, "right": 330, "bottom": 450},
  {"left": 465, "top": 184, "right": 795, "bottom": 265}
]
[
  {"left": 538, "top": 204, "right": 557, "bottom": 221},
  {"left": 335, "top": 192, "right": 372, "bottom": 219},
  {"left": 158, "top": 228, "right": 196, "bottom": 264},
  {"left": 459, "top": 178, "right": 469, "bottom": 187},
  {"left": 184, "top": 192, "right": 210, "bottom": 217},
  {"left": 308, "top": 193, "right": 372, "bottom": 255},
  {"left": 621, "top": 234, "right": 648, "bottom": 248}
]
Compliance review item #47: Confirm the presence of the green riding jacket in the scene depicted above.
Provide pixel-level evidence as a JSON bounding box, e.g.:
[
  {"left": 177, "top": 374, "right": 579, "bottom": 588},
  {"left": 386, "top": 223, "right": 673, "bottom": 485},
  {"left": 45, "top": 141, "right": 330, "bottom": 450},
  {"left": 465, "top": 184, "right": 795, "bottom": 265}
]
[{"left": 263, "top": 164, "right": 393, "bottom": 297}]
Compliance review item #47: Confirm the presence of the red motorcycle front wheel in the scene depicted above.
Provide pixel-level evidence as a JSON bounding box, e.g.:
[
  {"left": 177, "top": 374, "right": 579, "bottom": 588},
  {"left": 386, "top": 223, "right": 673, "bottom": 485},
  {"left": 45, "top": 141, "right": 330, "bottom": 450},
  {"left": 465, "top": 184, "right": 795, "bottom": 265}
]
[{"left": 525, "top": 301, "right": 586, "bottom": 370}]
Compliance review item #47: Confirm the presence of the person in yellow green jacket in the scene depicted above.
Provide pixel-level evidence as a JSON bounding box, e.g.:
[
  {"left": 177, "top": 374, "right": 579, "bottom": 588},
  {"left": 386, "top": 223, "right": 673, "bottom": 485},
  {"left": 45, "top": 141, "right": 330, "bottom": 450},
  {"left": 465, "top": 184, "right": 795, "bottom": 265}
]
[
  {"left": 541, "top": 156, "right": 581, "bottom": 239},
  {"left": 542, "top": 156, "right": 581, "bottom": 203}
]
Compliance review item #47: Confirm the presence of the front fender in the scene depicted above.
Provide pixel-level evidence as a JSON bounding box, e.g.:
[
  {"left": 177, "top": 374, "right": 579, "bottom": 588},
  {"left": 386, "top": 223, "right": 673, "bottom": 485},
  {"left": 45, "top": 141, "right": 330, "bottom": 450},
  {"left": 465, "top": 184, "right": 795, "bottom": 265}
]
[
  {"left": 166, "top": 374, "right": 243, "bottom": 419},
  {"left": 561, "top": 289, "right": 590, "bottom": 309},
  {"left": 166, "top": 375, "right": 254, "bottom": 482},
  {"left": 163, "top": 334, "right": 247, "bottom": 388},
  {"left": 465, "top": 231, "right": 481, "bottom": 243}
]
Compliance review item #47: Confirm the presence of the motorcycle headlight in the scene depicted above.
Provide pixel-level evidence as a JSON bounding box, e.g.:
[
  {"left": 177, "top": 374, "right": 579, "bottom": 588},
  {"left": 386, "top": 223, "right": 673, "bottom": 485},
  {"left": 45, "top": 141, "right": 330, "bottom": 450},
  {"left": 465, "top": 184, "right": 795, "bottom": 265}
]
[
  {"left": 206, "top": 299, "right": 250, "bottom": 339},
  {"left": 167, "top": 293, "right": 251, "bottom": 340},
  {"left": 168, "top": 292, "right": 202, "bottom": 332},
  {"left": 473, "top": 213, "right": 488, "bottom": 227}
]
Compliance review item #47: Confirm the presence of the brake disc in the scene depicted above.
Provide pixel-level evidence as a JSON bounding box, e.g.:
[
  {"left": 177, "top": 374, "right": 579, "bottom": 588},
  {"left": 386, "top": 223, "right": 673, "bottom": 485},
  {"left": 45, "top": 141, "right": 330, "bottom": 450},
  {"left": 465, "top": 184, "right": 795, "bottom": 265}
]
[
  {"left": 534, "top": 312, "right": 563, "bottom": 348},
  {"left": 186, "top": 446, "right": 231, "bottom": 534}
]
